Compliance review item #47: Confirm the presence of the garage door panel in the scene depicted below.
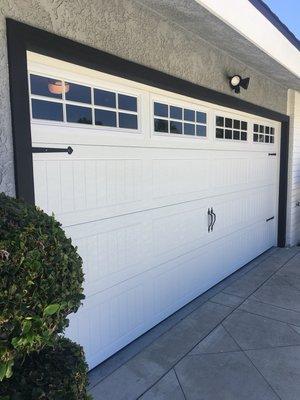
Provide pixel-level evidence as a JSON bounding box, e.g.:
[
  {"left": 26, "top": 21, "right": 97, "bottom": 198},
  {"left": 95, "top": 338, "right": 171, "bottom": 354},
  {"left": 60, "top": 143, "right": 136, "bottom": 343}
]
[
  {"left": 248, "top": 154, "right": 278, "bottom": 184},
  {"left": 34, "top": 149, "right": 278, "bottom": 228},
  {"left": 67, "top": 201, "right": 211, "bottom": 296},
  {"left": 212, "top": 156, "right": 249, "bottom": 189},
  {"left": 66, "top": 217, "right": 277, "bottom": 369},
  {"left": 151, "top": 201, "right": 209, "bottom": 262},
  {"left": 64, "top": 205, "right": 278, "bottom": 370},
  {"left": 211, "top": 186, "right": 277, "bottom": 238},
  {"left": 66, "top": 282, "right": 147, "bottom": 368},
  {"left": 65, "top": 182, "right": 277, "bottom": 298},
  {"left": 152, "top": 248, "right": 216, "bottom": 319},
  {"left": 65, "top": 214, "right": 149, "bottom": 296},
  {"left": 211, "top": 152, "right": 278, "bottom": 194},
  {"left": 29, "top": 56, "right": 280, "bottom": 370},
  {"left": 33, "top": 154, "right": 144, "bottom": 222},
  {"left": 152, "top": 156, "right": 210, "bottom": 202}
]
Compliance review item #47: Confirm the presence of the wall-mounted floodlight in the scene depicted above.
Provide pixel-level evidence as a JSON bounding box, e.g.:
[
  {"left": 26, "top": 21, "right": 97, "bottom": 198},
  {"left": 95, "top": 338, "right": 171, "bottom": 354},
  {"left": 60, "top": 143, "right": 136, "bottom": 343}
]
[{"left": 229, "top": 75, "right": 250, "bottom": 93}]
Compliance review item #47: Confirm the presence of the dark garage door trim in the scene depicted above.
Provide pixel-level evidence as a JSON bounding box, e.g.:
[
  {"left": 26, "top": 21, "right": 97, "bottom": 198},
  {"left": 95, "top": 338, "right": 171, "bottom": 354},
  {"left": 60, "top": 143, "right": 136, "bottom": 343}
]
[{"left": 6, "top": 18, "right": 289, "bottom": 247}]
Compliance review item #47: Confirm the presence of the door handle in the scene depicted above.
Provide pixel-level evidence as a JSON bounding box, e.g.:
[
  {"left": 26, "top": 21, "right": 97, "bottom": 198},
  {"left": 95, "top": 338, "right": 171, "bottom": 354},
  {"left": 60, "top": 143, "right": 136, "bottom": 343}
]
[
  {"left": 213, "top": 210, "right": 217, "bottom": 228},
  {"left": 211, "top": 208, "right": 216, "bottom": 231},
  {"left": 208, "top": 208, "right": 213, "bottom": 232}
]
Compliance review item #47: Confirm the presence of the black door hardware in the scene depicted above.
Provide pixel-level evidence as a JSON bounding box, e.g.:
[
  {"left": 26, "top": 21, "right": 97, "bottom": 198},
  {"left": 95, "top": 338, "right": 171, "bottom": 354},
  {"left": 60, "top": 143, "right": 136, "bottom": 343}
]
[
  {"left": 266, "top": 216, "right": 275, "bottom": 222},
  {"left": 32, "top": 146, "right": 73, "bottom": 154},
  {"left": 268, "top": 153, "right": 276, "bottom": 156},
  {"left": 211, "top": 208, "right": 216, "bottom": 231},
  {"left": 208, "top": 208, "right": 213, "bottom": 232},
  {"left": 208, "top": 208, "right": 217, "bottom": 232}
]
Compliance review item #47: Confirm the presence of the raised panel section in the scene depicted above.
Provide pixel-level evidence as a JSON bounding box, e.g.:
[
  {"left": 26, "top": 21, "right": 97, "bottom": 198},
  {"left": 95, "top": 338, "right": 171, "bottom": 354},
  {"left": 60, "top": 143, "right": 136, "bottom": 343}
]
[
  {"left": 212, "top": 157, "right": 249, "bottom": 189},
  {"left": 211, "top": 152, "right": 278, "bottom": 196},
  {"left": 152, "top": 155, "right": 210, "bottom": 202},
  {"left": 66, "top": 282, "right": 146, "bottom": 367},
  {"left": 65, "top": 214, "right": 149, "bottom": 296},
  {"left": 33, "top": 156, "right": 143, "bottom": 225},
  {"left": 248, "top": 155, "right": 278, "bottom": 185},
  {"left": 211, "top": 187, "right": 277, "bottom": 238},
  {"left": 151, "top": 202, "right": 209, "bottom": 263}
]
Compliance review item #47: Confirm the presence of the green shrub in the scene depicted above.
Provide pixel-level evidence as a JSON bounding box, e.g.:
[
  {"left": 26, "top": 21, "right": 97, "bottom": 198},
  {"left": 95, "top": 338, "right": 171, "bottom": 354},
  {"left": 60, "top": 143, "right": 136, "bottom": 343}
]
[
  {"left": 0, "top": 337, "right": 92, "bottom": 400},
  {"left": 0, "top": 193, "right": 85, "bottom": 379}
]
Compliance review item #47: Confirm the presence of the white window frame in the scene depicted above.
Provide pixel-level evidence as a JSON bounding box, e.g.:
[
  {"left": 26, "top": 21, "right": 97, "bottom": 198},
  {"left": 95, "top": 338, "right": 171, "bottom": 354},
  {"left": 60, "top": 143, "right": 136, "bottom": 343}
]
[
  {"left": 150, "top": 94, "right": 209, "bottom": 141},
  {"left": 28, "top": 68, "right": 143, "bottom": 135},
  {"left": 213, "top": 112, "right": 250, "bottom": 143},
  {"left": 252, "top": 122, "right": 276, "bottom": 145}
]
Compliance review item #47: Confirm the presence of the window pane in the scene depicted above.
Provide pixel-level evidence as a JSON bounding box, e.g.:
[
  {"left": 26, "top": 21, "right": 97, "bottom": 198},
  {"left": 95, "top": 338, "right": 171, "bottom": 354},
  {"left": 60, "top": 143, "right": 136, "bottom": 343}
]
[
  {"left": 233, "top": 130, "right": 240, "bottom": 140},
  {"left": 265, "top": 135, "right": 270, "bottom": 143},
  {"left": 253, "top": 134, "right": 258, "bottom": 142},
  {"left": 270, "top": 136, "right": 274, "bottom": 143},
  {"left": 270, "top": 127, "right": 274, "bottom": 135},
  {"left": 154, "top": 102, "right": 168, "bottom": 117},
  {"left": 66, "top": 105, "right": 92, "bottom": 124},
  {"left": 94, "top": 89, "right": 116, "bottom": 108},
  {"left": 154, "top": 118, "right": 168, "bottom": 133},
  {"left": 216, "top": 116, "right": 224, "bottom": 127},
  {"left": 118, "top": 94, "right": 137, "bottom": 111},
  {"left": 241, "top": 132, "right": 247, "bottom": 141},
  {"left": 259, "top": 125, "right": 264, "bottom": 133},
  {"left": 265, "top": 126, "right": 270, "bottom": 134},
  {"left": 233, "top": 120, "right": 240, "bottom": 129},
  {"left": 170, "top": 106, "right": 182, "bottom": 120},
  {"left": 32, "top": 99, "right": 63, "bottom": 121},
  {"left": 225, "top": 118, "right": 232, "bottom": 128},
  {"left": 196, "top": 125, "right": 206, "bottom": 137},
  {"left": 225, "top": 129, "right": 232, "bottom": 139},
  {"left": 30, "top": 74, "right": 63, "bottom": 99},
  {"left": 196, "top": 112, "right": 206, "bottom": 124},
  {"left": 119, "top": 113, "right": 138, "bottom": 129},
  {"left": 95, "top": 109, "right": 116, "bottom": 127},
  {"left": 216, "top": 128, "right": 224, "bottom": 138},
  {"left": 170, "top": 120, "right": 182, "bottom": 134},
  {"left": 66, "top": 82, "right": 91, "bottom": 104},
  {"left": 254, "top": 124, "right": 259, "bottom": 132},
  {"left": 241, "top": 121, "right": 247, "bottom": 131},
  {"left": 184, "top": 123, "right": 195, "bottom": 135},
  {"left": 184, "top": 109, "right": 195, "bottom": 122},
  {"left": 259, "top": 134, "right": 264, "bottom": 142}
]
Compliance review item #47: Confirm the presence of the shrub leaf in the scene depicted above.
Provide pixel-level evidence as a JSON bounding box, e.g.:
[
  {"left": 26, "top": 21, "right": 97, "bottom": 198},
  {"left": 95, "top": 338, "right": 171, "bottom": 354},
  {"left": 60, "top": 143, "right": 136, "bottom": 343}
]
[{"left": 43, "top": 304, "right": 60, "bottom": 316}]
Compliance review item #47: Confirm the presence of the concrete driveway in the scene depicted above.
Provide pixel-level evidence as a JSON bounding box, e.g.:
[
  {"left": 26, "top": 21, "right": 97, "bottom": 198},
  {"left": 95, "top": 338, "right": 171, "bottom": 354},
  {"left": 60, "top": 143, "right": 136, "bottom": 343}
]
[{"left": 88, "top": 246, "right": 300, "bottom": 400}]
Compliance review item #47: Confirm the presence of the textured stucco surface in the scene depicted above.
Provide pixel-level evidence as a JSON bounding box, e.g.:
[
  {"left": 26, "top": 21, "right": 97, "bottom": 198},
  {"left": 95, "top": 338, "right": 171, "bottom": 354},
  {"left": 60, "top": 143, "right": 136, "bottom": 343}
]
[
  {"left": 0, "top": 0, "right": 288, "bottom": 195},
  {"left": 138, "top": 0, "right": 300, "bottom": 90}
]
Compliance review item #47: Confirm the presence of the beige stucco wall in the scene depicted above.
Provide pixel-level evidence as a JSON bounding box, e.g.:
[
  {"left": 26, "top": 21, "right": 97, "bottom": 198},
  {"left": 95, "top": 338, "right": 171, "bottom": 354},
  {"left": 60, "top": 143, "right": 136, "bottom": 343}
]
[{"left": 0, "top": 0, "right": 288, "bottom": 196}]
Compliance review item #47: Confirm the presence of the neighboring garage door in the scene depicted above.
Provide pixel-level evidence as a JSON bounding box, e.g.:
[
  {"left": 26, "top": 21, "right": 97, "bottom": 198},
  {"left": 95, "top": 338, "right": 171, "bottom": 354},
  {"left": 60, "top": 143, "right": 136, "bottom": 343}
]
[{"left": 28, "top": 52, "right": 280, "bottom": 369}]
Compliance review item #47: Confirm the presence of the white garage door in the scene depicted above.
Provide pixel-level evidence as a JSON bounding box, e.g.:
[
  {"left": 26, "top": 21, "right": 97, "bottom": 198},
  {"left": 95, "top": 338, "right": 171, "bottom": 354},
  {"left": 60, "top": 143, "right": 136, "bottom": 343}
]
[{"left": 28, "top": 52, "right": 280, "bottom": 369}]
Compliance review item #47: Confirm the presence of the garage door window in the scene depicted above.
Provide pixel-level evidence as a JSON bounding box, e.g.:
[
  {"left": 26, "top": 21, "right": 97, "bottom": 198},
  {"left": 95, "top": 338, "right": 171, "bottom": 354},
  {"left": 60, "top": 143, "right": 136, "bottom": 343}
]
[
  {"left": 154, "top": 101, "right": 207, "bottom": 137},
  {"left": 253, "top": 124, "right": 274, "bottom": 143},
  {"left": 215, "top": 116, "right": 247, "bottom": 141},
  {"left": 29, "top": 74, "right": 138, "bottom": 130}
]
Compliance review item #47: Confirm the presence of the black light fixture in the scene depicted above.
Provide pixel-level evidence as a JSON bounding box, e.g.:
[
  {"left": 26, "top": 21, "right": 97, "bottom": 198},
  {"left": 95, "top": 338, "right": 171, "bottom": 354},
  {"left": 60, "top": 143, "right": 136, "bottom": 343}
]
[{"left": 229, "top": 75, "right": 250, "bottom": 93}]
